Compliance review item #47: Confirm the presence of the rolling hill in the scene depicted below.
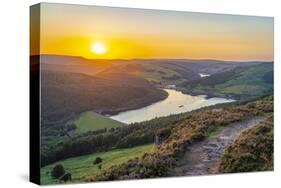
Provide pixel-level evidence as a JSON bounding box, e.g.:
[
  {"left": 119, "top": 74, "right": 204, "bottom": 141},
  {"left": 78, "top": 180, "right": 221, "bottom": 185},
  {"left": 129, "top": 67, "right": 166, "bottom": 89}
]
[
  {"left": 41, "top": 70, "right": 168, "bottom": 125},
  {"left": 40, "top": 54, "right": 116, "bottom": 75},
  {"left": 40, "top": 55, "right": 267, "bottom": 87},
  {"left": 41, "top": 95, "right": 273, "bottom": 183},
  {"left": 95, "top": 59, "right": 264, "bottom": 86},
  {"left": 40, "top": 69, "right": 167, "bottom": 159},
  {"left": 37, "top": 55, "right": 273, "bottom": 181},
  {"left": 179, "top": 63, "right": 273, "bottom": 100}
]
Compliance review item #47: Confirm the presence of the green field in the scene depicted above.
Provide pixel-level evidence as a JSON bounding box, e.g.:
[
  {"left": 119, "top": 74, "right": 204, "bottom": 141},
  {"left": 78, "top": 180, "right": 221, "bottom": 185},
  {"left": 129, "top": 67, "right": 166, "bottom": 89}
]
[
  {"left": 140, "top": 63, "right": 183, "bottom": 84},
  {"left": 41, "top": 144, "right": 155, "bottom": 184},
  {"left": 74, "top": 111, "right": 125, "bottom": 132}
]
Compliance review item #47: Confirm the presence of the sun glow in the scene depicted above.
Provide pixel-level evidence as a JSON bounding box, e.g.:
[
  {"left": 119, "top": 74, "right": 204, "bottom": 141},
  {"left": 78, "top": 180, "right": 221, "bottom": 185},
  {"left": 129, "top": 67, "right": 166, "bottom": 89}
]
[
  {"left": 91, "top": 42, "right": 107, "bottom": 55},
  {"left": 39, "top": 4, "right": 273, "bottom": 61}
]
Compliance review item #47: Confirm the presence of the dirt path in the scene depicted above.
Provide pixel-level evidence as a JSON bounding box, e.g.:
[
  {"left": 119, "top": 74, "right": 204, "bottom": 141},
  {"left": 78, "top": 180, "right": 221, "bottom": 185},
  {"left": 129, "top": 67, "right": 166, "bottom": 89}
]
[{"left": 170, "top": 117, "right": 264, "bottom": 176}]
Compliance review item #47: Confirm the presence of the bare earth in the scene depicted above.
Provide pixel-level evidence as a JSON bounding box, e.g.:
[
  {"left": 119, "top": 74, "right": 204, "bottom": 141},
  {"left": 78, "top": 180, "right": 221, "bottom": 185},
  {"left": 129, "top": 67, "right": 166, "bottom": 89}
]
[{"left": 171, "top": 117, "right": 264, "bottom": 176}]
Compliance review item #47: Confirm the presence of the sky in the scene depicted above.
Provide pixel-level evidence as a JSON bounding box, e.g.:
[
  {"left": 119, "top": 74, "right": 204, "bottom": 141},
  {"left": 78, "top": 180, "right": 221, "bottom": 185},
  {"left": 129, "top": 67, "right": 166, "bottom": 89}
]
[{"left": 35, "top": 3, "right": 274, "bottom": 61}]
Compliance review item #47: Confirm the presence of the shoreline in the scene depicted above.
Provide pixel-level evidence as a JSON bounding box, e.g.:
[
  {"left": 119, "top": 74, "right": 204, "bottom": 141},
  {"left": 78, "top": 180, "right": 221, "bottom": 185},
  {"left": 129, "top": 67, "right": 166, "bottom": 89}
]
[
  {"left": 98, "top": 89, "right": 169, "bottom": 116},
  {"left": 109, "top": 89, "right": 236, "bottom": 124},
  {"left": 159, "top": 85, "right": 237, "bottom": 100},
  {"left": 177, "top": 87, "right": 242, "bottom": 100},
  {"left": 104, "top": 87, "right": 238, "bottom": 117}
]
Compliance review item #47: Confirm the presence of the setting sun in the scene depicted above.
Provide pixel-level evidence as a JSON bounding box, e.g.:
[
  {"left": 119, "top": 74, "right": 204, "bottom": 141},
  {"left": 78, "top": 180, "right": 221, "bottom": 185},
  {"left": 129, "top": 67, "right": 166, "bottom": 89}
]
[
  {"left": 91, "top": 42, "right": 107, "bottom": 55},
  {"left": 39, "top": 3, "right": 273, "bottom": 60}
]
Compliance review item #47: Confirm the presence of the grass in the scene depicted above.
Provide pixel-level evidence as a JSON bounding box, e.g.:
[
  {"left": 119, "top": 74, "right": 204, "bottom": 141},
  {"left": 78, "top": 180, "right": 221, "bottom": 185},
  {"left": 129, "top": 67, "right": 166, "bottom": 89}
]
[
  {"left": 74, "top": 111, "right": 125, "bottom": 132},
  {"left": 41, "top": 144, "right": 155, "bottom": 184},
  {"left": 141, "top": 63, "right": 184, "bottom": 84},
  {"left": 181, "top": 63, "right": 273, "bottom": 100},
  {"left": 217, "top": 64, "right": 273, "bottom": 97}
]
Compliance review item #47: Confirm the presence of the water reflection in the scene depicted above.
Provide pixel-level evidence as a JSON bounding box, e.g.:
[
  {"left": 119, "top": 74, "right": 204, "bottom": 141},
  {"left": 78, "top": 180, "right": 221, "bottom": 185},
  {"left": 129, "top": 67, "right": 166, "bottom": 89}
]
[{"left": 110, "top": 89, "right": 234, "bottom": 124}]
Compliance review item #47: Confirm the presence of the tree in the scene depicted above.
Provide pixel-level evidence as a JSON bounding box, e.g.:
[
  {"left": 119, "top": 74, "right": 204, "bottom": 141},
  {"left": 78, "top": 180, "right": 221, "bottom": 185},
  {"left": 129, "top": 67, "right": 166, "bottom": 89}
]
[
  {"left": 93, "top": 157, "right": 103, "bottom": 165},
  {"left": 51, "top": 164, "right": 65, "bottom": 178}
]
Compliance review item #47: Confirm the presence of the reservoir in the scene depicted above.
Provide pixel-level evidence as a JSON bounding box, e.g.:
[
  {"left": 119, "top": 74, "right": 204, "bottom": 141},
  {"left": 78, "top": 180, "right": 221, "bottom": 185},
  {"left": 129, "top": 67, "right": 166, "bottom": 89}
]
[{"left": 110, "top": 89, "right": 235, "bottom": 124}]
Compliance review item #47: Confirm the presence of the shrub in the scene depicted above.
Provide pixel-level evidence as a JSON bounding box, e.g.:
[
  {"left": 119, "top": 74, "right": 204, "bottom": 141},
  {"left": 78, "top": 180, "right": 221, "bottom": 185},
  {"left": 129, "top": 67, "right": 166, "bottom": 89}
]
[
  {"left": 219, "top": 121, "right": 273, "bottom": 173},
  {"left": 93, "top": 157, "right": 103, "bottom": 165},
  {"left": 51, "top": 164, "right": 65, "bottom": 178}
]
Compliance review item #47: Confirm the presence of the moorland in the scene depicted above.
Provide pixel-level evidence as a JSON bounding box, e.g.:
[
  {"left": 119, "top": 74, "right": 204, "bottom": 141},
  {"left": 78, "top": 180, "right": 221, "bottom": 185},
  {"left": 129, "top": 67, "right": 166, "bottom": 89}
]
[{"left": 33, "top": 55, "right": 273, "bottom": 184}]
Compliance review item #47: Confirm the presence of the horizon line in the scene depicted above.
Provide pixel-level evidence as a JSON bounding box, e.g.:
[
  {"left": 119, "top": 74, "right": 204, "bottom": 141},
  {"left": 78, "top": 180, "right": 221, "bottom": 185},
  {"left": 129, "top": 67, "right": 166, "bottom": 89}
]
[{"left": 33, "top": 54, "right": 274, "bottom": 63}]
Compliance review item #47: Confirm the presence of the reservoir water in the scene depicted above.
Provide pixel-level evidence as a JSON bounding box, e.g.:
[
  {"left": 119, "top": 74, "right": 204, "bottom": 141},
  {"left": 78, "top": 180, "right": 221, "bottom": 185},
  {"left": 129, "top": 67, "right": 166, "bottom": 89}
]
[{"left": 110, "top": 89, "right": 235, "bottom": 124}]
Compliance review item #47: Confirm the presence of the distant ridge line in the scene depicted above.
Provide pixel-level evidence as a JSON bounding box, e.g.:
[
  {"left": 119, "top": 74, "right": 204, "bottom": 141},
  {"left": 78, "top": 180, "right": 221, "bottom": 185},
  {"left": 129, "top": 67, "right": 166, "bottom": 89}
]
[{"left": 33, "top": 54, "right": 273, "bottom": 64}]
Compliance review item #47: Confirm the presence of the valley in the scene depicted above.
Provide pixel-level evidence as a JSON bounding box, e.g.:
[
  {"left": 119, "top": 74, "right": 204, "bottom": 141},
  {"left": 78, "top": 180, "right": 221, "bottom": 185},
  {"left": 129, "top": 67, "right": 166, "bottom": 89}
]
[
  {"left": 37, "top": 55, "right": 274, "bottom": 184},
  {"left": 32, "top": 5, "right": 274, "bottom": 185},
  {"left": 91, "top": 96, "right": 273, "bottom": 181}
]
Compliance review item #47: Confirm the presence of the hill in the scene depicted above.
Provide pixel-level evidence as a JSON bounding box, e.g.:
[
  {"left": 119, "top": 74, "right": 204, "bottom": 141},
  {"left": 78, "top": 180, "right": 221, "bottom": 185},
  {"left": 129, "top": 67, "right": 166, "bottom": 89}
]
[
  {"left": 40, "top": 54, "right": 116, "bottom": 75},
  {"left": 89, "top": 96, "right": 273, "bottom": 181},
  {"left": 40, "top": 70, "right": 167, "bottom": 161},
  {"left": 219, "top": 112, "right": 273, "bottom": 173},
  {"left": 96, "top": 59, "right": 264, "bottom": 86},
  {"left": 41, "top": 95, "right": 273, "bottom": 172},
  {"left": 40, "top": 55, "right": 267, "bottom": 87},
  {"left": 179, "top": 63, "right": 273, "bottom": 100},
  {"left": 37, "top": 55, "right": 273, "bottom": 179},
  {"left": 41, "top": 70, "right": 167, "bottom": 124},
  {"left": 39, "top": 55, "right": 272, "bottom": 100}
]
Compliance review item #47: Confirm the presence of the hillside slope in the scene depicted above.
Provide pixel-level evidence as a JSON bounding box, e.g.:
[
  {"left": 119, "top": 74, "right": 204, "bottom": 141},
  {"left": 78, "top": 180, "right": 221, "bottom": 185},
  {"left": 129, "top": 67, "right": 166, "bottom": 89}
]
[
  {"left": 219, "top": 114, "right": 273, "bottom": 173},
  {"left": 179, "top": 63, "right": 273, "bottom": 99},
  {"left": 170, "top": 117, "right": 264, "bottom": 176},
  {"left": 40, "top": 96, "right": 273, "bottom": 183},
  {"left": 90, "top": 96, "right": 273, "bottom": 181},
  {"left": 41, "top": 70, "right": 168, "bottom": 125},
  {"left": 96, "top": 59, "right": 263, "bottom": 86}
]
